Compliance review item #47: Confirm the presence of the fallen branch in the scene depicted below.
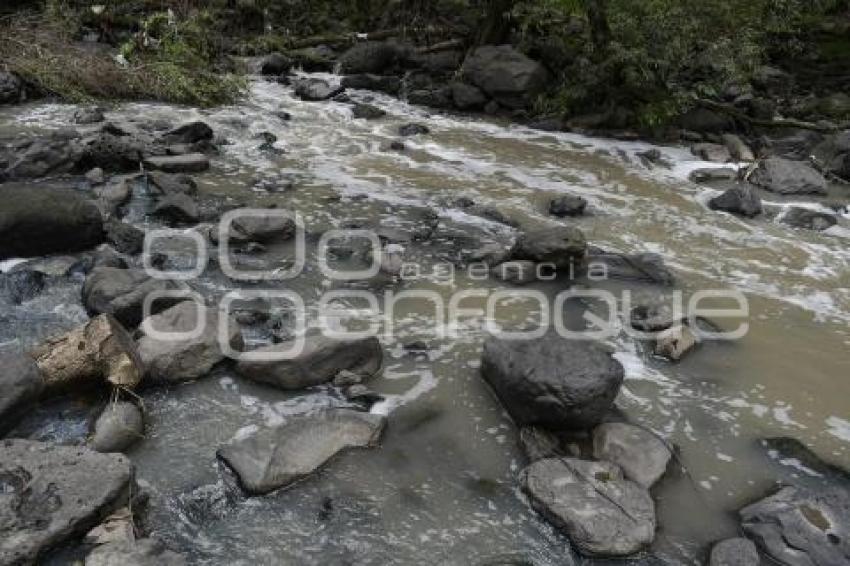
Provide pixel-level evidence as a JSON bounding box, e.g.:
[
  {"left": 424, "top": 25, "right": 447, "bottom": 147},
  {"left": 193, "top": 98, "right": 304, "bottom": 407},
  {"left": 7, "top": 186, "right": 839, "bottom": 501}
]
[{"left": 694, "top": 97, "right": 848, "bottom": 133}]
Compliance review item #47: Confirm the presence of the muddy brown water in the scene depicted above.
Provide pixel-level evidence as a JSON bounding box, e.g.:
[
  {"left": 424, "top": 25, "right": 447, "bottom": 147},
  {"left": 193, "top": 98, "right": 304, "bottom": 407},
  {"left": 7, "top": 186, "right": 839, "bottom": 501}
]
[{"left": 1, "top": 75, "right": 849, "bottom": 565}]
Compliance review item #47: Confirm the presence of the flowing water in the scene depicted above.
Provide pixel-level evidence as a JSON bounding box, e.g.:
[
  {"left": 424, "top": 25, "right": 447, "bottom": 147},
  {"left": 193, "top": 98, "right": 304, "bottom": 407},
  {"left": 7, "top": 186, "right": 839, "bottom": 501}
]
[{"left": 1, "top": 74, "right": 849, "bottom": 565}]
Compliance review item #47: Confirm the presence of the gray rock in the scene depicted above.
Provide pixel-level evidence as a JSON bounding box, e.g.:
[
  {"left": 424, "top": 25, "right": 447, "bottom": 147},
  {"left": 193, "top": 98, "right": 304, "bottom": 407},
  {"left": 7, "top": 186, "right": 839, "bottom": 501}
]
[
  {"left": 161, "top": 122, "right": 213, "bottom": 145},
  {"left": 0, "top": 439, "right": 133, "bottom": 565},
  {"left": 709, "top": 538, "right": 759, "bottom": 566},
  {"left": 518, "top": 426, "right": 567, "bottom": 461},
  {"left": 104, "top": 218, "right": 144, "bottom": 255},
  {"left": 407, "top": 87, "right": 454, "bottom": 109},
  {"left": 679, "top": 107, "right": 733, "bottom": 133},
  {"left": 83, "top": 131, "right": 163, "bottom": 172},
  {"left": 351, "top": 103, "right": 386, "bottom": 119},
  {"left": 145, "top": 171, "right": 198, "bottom": 196},
  {"left": 781, "top": 206, "right": 838, "bottom": 231},
  {"left": 549, "top": 195, "right": 587, "bottom": 217},
  {"left": 94, "top": 179, "right": 133, "bottom": 216},
  {"left": 585, "top": 250, "right": 674, "bottom": 285},
  {"left": 143, "top": 154, "right": 209, "bottom": 173},
  {"left": 749, "top": 157, "right": 828, "bottom": 195},
  {"left": 0, "top": 71, "right": 23, "bottom": 104},
  {"left": 338, "top": 41, "right": 402, "bottom": 74},
  {"left": 214, "top": 210, "right": 296, "bottom": 243},
  {"left": 813, "top": 130, "right": 850, "bottom": 181},
  {"left": 217, "top": 409, "right": 386, "bottom": 494},
  {"left": 293, "top": 78, "right": 344, "bottom": 101},
  {"left": 480, "top": 333, "right": 624, "bottom": 429},
  {"left": 260, "top": 52, "right": 292, "bottom": 76},
  {"left": 90, "top": 402, "right": 144, "bottom": 453},
  {"left": 86, "top": 166, "right": 106, "bottom": 184},
  {"left": 654, "top": 324, "right": 698, "bottom": 361},
  {"left": 492, "top": 260, "right": 538, "bottom": 284},
  {"left": 136, "top": 301, "right": 243, "bottom": 384},
  {"left": 1, "top": 270, "right": 45, "bottom": 304},
  {"left": 82, "top": 267, "right": 188, "bottom": 328},
  {"left": 592, "top": 422, "right": 671, "bottom": 488},
  {"left": 462, "top": 45, "right": 548, "bottom": 109},
  {"left": 2, "top": 130, "right": 84, "bottom": 179},
  {"left": 511, "top": 225, "right": 587, "bottom": 269},
  {"left": 340, "top": 74, "right": 401, "bottom": 95},
  {"left": 0, "top": 184, "right": 104, "bottom": 260},
  {"left": 236, "top": 335, "right": 382, "bottom": 390},
  {"left": 74, "top": 107, "right": 106, "bottom": 125},
  {"left": 689, "top": 167, "right": 738, "bottom": 183},
  {"left": 86, "top": 539, "right": 187, "bottom": 566},
  {"left": 288, "top": 45, "right": 337, "bottom": 72},
  {"left": 152, "top": 193, "right": 200, "bottom": 225},
  {"left": 721, "top": 134, "right": 755, "bottom": 161},
  {"left": 0, "top": 351, "right": 43, "bottom": 435},
  {"left": 691, "top": 143, "right": 732, "bottom": 163},
  {"left": 399, "top": 123, "right": 430, "bottom": 136},
  {"left": 451, "top": 82, "right": 488, "bottom": 111},
  {"left": 709, "top": 186, "right": 763, "bottom": 217},
  {"left": 741, "top": 485, "right": 850, "bottom": 566},
  {"left": 520, "top": 458, "right": 656, "bottom": 556}
]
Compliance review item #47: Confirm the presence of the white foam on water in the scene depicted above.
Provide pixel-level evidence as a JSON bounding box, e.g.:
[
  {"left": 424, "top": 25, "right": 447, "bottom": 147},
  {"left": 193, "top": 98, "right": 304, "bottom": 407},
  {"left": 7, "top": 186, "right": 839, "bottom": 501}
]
[{"left": 826, "top": 416, "right": 850, "bottom": 443}]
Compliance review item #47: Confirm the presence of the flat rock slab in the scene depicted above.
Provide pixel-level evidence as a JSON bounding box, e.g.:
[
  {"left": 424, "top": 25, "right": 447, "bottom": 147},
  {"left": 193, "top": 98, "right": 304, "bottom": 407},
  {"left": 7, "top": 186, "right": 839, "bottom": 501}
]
[
  {"left": 592, "top": 422, "right": 672, "bottom": 488},
  {"left": 0, "top": 439, "right": 133, "bottom": 565},
  {"left": 520, "top": 458, "right": 656, "bottom": 557},
  {"left": 217, "top": 409, "right": 386, "bottom": 495},
  {"left": 143, "top": 154, "right": 209, "bottom": 173},
  {"left": 85, "top": 539, "right": 186, "bottom": 566}
]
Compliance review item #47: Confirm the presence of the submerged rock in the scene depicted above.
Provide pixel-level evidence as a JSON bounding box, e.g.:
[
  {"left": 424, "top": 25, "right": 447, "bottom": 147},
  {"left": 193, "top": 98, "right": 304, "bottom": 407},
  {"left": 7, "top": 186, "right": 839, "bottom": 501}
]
[
  {"left": 217, "top": 409, "right": 386, "bottom": 494},
  {"left": 511, "top": 225, "right": 587, "bottom": 270},
  {"left": 86, "top": 538, "right": 187, "bottom": 566},
  {"left": 740, "top": 485, "right": 850, "bottom": 566},
  {"left": 90, "top": 401, "right": 144, "bottom": 453},
  {"left": 399, "top": 123, "right": 430, "bottom": 136},
  {"left": 236, "top": 335, "right": 382, "bottom": 390},
  {"left": 781, "top": 207, "right": 838, "bottom": 231},
  {"left": 74, "top": 106, "right": 106, "bottom": 125},
  {"left": 520, "top": 458, "right": 656, "bottom": 556},
  {"left": 749, "top": 157, "right": 828, "bottom": 195},
  {"left": 0, "top": 439, "right": 133, "bottom": 565},
  {"left": 592, "top": 422, "right": 671, "bottom": 488},
  {"left": 461, "top": 45, "right": 548, "bottom": 110},
  {"left": 351, "top": 103, "right": 386, "bottom": 120},
  {"left": 0, "top": 269, "right": 46, "bottom": 304},
  {"left": 137, "top": 301, "right": 242, "bottom": 384},
  {"left": 30, "top": 314, "right": 144, "bottom": 393},
  {"left": 585, "top": 250, "right": 674, "bottom": 286},
  {"left": 0, "top": 183, "right": 104, "bottom": 260},
  {"left": 709, "top": 186, "right": 763, "bottom": 217},
  {"left": 480, "top": 333, "right": 624, "bottom": 429},
  {"left": 709, "top": 538, "right": 759, "bottom": 566},
  {"left": 293, "top": 78, "right": 344, "bottom": 101},
  {"left": 548, "top": 195, "right": 587, "bottom": 217},
  {"left": 0, "top": 350, "right": 43, "bottom": 434},
  {"left": 82, "top": 267, "right": 188, "bottom": 329},
  {"left": 161, "top": 121, "right": 214, "bottom": 145}
]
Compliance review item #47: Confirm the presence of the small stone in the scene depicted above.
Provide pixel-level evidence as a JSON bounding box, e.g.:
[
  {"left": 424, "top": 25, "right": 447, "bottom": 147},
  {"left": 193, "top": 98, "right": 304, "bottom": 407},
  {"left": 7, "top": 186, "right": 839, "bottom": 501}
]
[
  {"left": 398, "top": 123, "right": 430, "bottom": 136},
  {"left": 90, "top": 402, "right": 144, "bottom": 453},
  {"left": 86, "top": 167, "right": 106, "bottom": 184},
  {"left": 549, "top": 194, "right": 587, "bottom": 217},
  {"left": 709, "top": 538, "right": 759, "bottom": 566},
  {"left": 654, "top": 324, "right": 698, "bottom": 361}
]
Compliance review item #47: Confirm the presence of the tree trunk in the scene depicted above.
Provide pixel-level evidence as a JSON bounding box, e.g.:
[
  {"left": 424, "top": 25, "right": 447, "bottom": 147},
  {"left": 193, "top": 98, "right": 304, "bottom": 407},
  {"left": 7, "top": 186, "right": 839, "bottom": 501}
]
[{"left": 477, "top": 0, "right": 515, "bottom": 45}]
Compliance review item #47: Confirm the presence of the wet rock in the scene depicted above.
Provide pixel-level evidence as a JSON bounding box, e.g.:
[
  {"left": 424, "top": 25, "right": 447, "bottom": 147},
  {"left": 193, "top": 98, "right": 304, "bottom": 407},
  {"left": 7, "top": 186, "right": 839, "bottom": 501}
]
[
  {"left": 145, "top": 171, "right": 198, "bottom": 196},
  {"left": 749, "top": 157, "right": 828, "bottom": 195},
  {"left": 95, "top": 178, "right": 133, "bottom": 216},
  {"left": 143, "top": 153, "right": 210, "bottom": 173},
  {"left": 84, "top": 507, "right": 135, "bottom": 546},
  {"left": 260, "top": 52, "right": 292, "bottom": 76},
  {"left": 161, "top": 121, "right": 214, "bottom": 145},
  {"left": 0, "top": 350, "right": 43, "bottom": 434},
  {"left": 451, "top": 82, "right": 488, "bottom": 111},
  {"left": 520, "top": 458, "right": 656, "bottom": 556},
  {"left": 518, "top": 426, "right": 568, "bottom": 461},
  {"left": 86, "top": 166, "right": 106, "bottom": 184},
  {"left": 82, "top": 131, "right": 162, "bottom": 172},
  {"left": 491, "top": 260, "right": 538, "bottom": 285},
  {"left": 137, "top": 301, "right": 243, "bottom": 384},
  {"left": 104, "top": 218, "right": 145, "bottom": 255},
  {"left": 781, "top": 207, "right": 838, "bottom": 231},
  {"left": 340, "top": 74, "right": 401, "bottom": 95},
  {"left": 0, "top": 71, "right": 23, "bottom": 104},
  {"left": 30, "top": 314, "right": 144, "bottom": 392},
  {"left": 380, "top": 139, "right": 406, "bottom": 152},
  {"left": 333, "top": 369, "right": 365, "bottom": 387},
  {"left": 0, "top": 184, "right": 103, "bottom": 259},
  {"left": 338, "top": 41, "right": 403, "bottom": 74},
  {"left": 351, "top": 103, "right": 386, "bottom": 119},
  {"left": 90, "top": 402, "right": 144, "bottom": 453},
  {"left": 813, "top": 130, "right": 850, "bottom": 181},
  {"left": 215, "top": 209, "right": 296, "bottom": 243},
  {"left": 679, "top": 107, "right": 733, "bottom": 133},
  {"left": 709, "top": 185, "right": 763, "bottom": 217},
  {"left": 1, "top": 270, "right": 45, "bottom": 304},
  {"left": 691, "top": 142, "right": 732, "bottom": 163},
  {"left": 741, "top": 485, "right": 849, "bottom": 566},
  {"left": 709, "top": 538, "right": 759, "bottom": 566},
  {"left": 721, "top": 134, "right": 755, "bottom": 162},
  {"left": 399, "top": 123, "right": 430, "bottom": 136},
  {"left": 288, "top": 45, "right": 337, "bottom": 72},
  {"left": 592, "top": 422, "right": 671, "bottom": 488},
  {"left": 586, "top": 250, "right": 674, "bottom": 285},
  {"left": 407, "top": 86, "right": 454, "bottom": 109},
  {"left": 689, "top": 167, "right": 738, "bottom": 183},
  {"left": 0, "top": 439, "right": 133, "bottom": 565},
  {"left": 549, "top": 194, "right": 587, "bottom": 217},
  {"left": 293, "top": 78, "right": 344, "bottom": 101},
  {"left": 74, "top": 107, "right": 106, "bottom": 125},
  {"left": 82, "top": 267, "right": 188, "bottom": 328},
  {"left": 378, "top": 243, "right": 405, "bottom": 276},
  {"left": 461, "top": 45, "right": 548, "bottom": 110},
  {"left": 86, "top": 539, "right": 187, "bottom": 566},
  {"left": 344, "top": 384, "right": 384, "bottom": 408},
  {"left": 511, "top": 225, "right": 587, "bottom": 270},
  {"left": 236, "top": 335, "right": 383, "bottom": 390},
  {"left": 654, "top": 324, "right": 698, "bottom": 361},
  {"left": 480, "top": 333, "right": 624, "bottom": 429},
  {"left": 218, "top": 409, "right": 386, "bottom": 495},
  {"left": 152, "top": 193, "right": 200, "bottom": 225}
]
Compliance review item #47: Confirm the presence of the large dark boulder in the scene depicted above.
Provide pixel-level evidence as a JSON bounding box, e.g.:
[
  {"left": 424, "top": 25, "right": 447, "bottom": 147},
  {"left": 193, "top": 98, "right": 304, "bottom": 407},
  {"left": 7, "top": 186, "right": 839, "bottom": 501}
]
[
  {"left": 813, "top": 130, "right": 850, "bottom": 181},
  {"left": 451, "top": 82, "right": 488, "bottom": 111},
  {"left": 259, "top": 52, "right": 292, "bottom": 76},
  {"left": 461, "top": 45, "right": 548, "bottom": 109},
  {"left": 749, "top": 157, "right": 828, "bottom": 195},
  {"left": 708, "top": 185, "right": 763, "bottom": 217},
  {"left": 480, "top": 333, "right": 624, "bottom": 429},
  {"left": 82, "top": 267, "right": 187, "bottom": 329},
  {"left": 0, "top": 439, "right": 133, "bottom": 565},
  {"left": 0, "top": 71, "right": 23, "bottom": 104},
  {"left": 338, "top": 41, "right": 404, "bottom": 74},
  {"left": 407, "top": 86, "right": 453, "bottom": 109},
  {"left": 1, "top": 131, "right": 84, "bottom": 179},
  {"left": 160, "top": 121, "right": 214, "bottom": 145},
  {"left": 0, "top": 184, "right": 104, "bottom": 260},
  {"left": 0, "top": 350, "right": 43, "bottom": 434},
  {"left": 293, "top": 78, "right": 344, "bottom": 101},
  {"left": 340, "top": 74, "right": 401, "bottom": 95},
  {"left": 511, "top": 225, "right": 587, "bottom": 269}
]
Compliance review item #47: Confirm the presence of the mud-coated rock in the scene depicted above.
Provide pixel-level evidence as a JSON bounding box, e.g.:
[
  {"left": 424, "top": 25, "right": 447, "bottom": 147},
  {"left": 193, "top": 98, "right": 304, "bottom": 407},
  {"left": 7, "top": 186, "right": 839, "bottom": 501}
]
[
  {"left": 90, "top": 402, "right": 144, "bottom": 453},
  {"left": 740, "top": 485, "right": 850, "bottom": 566},
  {"left": 709, "top": 538, "right": 759, "bottom": 566},
  {"left": 480, "top": 333, "right": 624, "bottom": 429},
  {"left": 709, "top": 186, "right": 763, "bottom": 217},
  {"left": 461, "top": 45, "right": 548, "bottom": 109},
  {"left": 592, "top": 422, "right": 671, "bottom": 488},
  {"left": 0, "top": 439, "right": 133, "bottom": 565},
  {"left": 217, "top": 409, "right": 386, "bottom": 494},
  {"left": 520, "top": 458, "right": 656, "bottom": 556},
  {"left": 137, "top": 301, "right": 243, "bottom": 384},
  {"left": 0, "top": 184, "right": 104, "bottom": 260},
  {"left": 511, "top": 225, "right": 587, "bottom": 269},
  {"left": 30, "top": 314, "right": 144, "bottom": 392},
  {"left": 0, "top": 351, "right": 43, "bottom": 434},
  {"left": 86, "top": 538, "right": 187, "bottom": 566},
  {"left": 82, "top": 267, "right": 188, "bottom": 329},
  {"left": 236, "top": 335, "right": 383, "bottom": 390},
  {"left": 749, "top": 157, "right": 828, "bottom": 195}
]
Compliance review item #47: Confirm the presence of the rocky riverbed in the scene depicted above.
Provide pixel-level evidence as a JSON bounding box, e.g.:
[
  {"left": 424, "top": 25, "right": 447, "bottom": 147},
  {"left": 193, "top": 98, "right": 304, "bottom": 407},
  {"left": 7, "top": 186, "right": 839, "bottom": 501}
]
[{"left": 1, "top": 67, "right": 849, "bottom": 565}]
